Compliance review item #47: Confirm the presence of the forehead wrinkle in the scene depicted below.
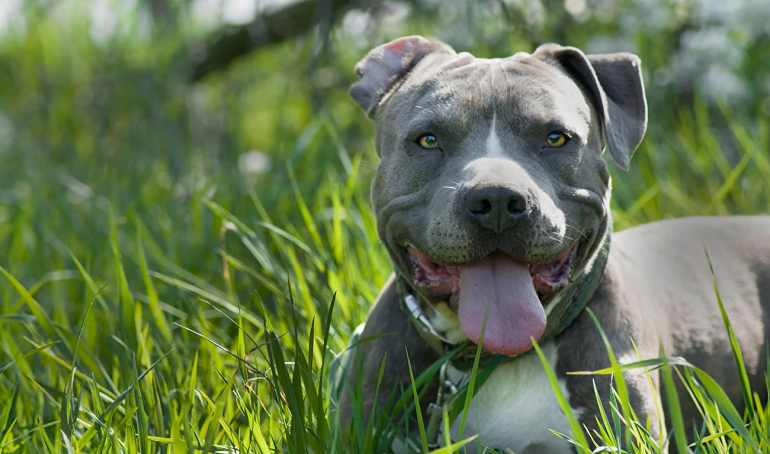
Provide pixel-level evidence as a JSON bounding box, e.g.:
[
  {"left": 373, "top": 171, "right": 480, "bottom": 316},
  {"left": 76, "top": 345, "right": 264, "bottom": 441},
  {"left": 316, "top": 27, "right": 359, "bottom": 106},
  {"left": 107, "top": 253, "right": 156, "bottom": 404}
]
[
  {"left": 412, "top": 80, "right": 458, "bottom": 113},
  {"left": 536, "top": 67, "right": 593, "bottom": 123},
  {"left": 434, "top": 62, "right": 495, "bottom": 129},
  {"left": 490, "top": 64, "right": 591, "bottom": 135},
  {"left": 407, "top": 104, "right": 455, "bottom": 131},
  {"left": 500, "top": 57, "right": 549, "bottom": 77},
  {"left": 538, "top": 80, "right": 592, "bottom": 129},
  {"left": 404, "top": 83, "right": 465, "bottom": 135},
  {"left": 522, "top": 60, "right": 593, "bottom": 122},
  {"left": 500, "top": 57, "right": 591, "bottom": 120},
  {"left": 501, "top": 60, "right": 514, "bottom": 114},
  {"left": 488, "top": 59, "right": 511, "bottom": 116}
]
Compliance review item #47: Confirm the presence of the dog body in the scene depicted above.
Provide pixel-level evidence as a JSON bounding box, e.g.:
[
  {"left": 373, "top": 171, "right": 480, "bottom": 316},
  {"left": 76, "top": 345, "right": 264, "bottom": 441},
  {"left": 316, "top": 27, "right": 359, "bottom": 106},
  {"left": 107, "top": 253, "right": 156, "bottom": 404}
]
[{"left": 338, "top": 36, "right": 770, "bottom": 453}]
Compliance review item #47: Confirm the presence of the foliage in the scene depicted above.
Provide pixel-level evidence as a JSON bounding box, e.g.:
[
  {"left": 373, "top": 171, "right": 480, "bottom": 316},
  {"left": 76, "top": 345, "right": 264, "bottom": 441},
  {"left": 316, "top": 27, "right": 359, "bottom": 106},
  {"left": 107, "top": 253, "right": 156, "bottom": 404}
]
[{"left": 0, "top": 0, "right": 768, "bottom": 453}]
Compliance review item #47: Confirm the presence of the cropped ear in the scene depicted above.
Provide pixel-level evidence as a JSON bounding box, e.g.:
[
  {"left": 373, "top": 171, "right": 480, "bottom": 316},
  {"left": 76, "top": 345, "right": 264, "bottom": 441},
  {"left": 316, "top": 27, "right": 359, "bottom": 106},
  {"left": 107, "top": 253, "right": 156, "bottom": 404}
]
[
  {"left": 350, "top": 36, "right": 455, "bottom": 118},
  {"left": 534, "top": 45, "right": 647, "bottom": 170}
]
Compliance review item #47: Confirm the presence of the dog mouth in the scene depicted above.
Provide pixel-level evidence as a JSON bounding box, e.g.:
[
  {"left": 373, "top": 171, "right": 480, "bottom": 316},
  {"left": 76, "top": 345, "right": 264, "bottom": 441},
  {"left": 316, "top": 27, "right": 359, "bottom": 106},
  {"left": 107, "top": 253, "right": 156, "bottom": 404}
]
[
  {"left": 406, "top": 242, "right": 579, "bottom": 356},
  {"left": 408, "top": 244, "right": 578, "bottom": 299}
]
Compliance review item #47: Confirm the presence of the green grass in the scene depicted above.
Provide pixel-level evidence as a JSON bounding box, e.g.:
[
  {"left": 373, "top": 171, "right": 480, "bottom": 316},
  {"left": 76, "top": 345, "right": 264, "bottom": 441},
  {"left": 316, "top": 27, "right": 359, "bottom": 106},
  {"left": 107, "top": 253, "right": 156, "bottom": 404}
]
[{"left": 1, "top": 2, "right": 770, "bottom": 453}]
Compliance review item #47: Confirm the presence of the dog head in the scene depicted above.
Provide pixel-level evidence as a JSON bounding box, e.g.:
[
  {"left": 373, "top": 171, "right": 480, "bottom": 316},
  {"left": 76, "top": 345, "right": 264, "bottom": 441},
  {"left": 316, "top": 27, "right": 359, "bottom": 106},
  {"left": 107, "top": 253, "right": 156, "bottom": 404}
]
[{"left": 351, "top": 36, "right": 647, "bottom": 355}]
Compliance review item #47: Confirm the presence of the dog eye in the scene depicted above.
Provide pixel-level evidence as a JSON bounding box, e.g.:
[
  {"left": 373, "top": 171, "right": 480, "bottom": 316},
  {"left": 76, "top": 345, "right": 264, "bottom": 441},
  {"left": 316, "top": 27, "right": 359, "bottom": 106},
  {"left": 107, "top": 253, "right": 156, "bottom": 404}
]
[
  {"left": 545, "top": 132, "right": 568, "bottom": 148},
  {"left": 416, "top": 134, "right": 441, "bottom": 150}
]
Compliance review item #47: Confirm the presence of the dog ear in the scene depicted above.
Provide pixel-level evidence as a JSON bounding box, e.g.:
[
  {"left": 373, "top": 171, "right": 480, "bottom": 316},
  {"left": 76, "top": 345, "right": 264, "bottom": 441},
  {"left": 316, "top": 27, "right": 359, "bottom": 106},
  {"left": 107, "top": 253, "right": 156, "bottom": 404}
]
[
  {"left": 350, "top": 36, "right": 455, "bottom": 118},
  {"left": 534, "top": 45, "right": 647, "bottom": 170}
]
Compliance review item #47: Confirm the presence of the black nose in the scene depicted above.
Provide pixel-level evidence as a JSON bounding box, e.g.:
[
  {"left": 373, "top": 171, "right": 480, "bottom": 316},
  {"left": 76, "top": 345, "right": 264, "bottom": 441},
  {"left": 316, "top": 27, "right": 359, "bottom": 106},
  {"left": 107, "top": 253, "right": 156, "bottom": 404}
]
[{"left": 465, "top": 186, "right": 529, "bottom": 232}]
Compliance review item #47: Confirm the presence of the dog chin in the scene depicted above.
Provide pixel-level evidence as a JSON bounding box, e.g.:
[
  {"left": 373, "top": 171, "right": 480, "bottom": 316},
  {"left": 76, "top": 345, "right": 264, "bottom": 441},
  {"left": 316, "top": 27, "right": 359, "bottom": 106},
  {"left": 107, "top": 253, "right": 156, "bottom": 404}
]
[{"left": 404, "top": 242, "right": 580, "bottom": 306}]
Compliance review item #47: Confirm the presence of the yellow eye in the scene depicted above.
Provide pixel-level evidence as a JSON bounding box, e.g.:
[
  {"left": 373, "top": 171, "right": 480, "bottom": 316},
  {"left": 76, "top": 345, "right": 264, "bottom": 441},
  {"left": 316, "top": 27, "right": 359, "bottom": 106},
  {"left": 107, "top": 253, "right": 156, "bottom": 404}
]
[
  {"left": 417, "top": 134, "right": 440, "bottom": 149},
  {"left": 546, "top": 132, "right": 567, "bottom": 148}
]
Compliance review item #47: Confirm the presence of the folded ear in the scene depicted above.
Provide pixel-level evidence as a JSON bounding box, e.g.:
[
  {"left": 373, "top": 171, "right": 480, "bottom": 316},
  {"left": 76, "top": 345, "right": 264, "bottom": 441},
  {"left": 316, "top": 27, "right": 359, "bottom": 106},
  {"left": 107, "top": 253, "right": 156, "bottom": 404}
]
[
  {"left": 350, "top": 36, "right": 455, "bottom": 118},
  {"left": 534, "top": 45, "right": 647, "bottom": 170}
]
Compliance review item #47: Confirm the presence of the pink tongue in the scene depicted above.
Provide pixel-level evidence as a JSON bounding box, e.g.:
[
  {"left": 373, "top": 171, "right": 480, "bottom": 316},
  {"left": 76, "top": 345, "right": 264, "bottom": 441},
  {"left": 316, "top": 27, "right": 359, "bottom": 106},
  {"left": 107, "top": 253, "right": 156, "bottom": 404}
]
[{"left": 458, "top": 252, "right": 547, "bottom": 356}]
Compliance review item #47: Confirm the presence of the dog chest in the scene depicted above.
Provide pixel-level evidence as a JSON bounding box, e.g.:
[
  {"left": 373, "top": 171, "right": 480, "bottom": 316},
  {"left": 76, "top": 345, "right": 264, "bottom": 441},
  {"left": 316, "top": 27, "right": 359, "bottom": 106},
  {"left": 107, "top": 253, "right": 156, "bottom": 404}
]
[{"left": 448, "top": 343, "right": 577, "bottom": 454}]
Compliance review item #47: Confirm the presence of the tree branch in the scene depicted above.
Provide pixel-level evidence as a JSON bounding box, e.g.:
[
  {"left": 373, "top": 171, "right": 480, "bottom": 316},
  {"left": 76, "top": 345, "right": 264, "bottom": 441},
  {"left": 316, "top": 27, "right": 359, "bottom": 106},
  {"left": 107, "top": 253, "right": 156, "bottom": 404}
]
[{"left": 187, "top": 0, "right": 358, "bottom": 81}]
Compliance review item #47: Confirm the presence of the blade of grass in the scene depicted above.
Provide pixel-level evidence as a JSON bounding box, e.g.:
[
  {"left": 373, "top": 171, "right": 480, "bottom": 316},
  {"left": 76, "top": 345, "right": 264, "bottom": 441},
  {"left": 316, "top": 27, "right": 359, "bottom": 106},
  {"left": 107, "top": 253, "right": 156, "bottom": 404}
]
[
  {"left": 660, "top": 345, "right": 692, "bottom": 454},
  {"left": 585, "top": 308, "right": 635, "bottom": 451},
  {"left": 406, "top": 349, "right": 429, "bottom": 453},
  {"left": 532, "top": 340, "right": 591, "bottom": 454},
  {"left": 704, "top": 248, "right": 755, "bottom": 420}
]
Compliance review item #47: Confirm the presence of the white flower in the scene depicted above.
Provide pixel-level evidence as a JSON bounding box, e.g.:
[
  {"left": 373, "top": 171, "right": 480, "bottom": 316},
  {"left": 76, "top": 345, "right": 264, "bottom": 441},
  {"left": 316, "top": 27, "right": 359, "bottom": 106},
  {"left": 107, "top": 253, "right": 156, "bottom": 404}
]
[{"left": 239, "top": 151, "right": 271, "bottom": 176}]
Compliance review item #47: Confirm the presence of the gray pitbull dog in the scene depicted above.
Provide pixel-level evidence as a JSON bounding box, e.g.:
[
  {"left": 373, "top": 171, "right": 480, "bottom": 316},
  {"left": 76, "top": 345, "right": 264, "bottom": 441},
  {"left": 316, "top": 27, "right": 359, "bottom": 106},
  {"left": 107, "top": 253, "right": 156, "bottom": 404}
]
[{"left": 337, "top": 35, "right": 770, "bottom": 453}]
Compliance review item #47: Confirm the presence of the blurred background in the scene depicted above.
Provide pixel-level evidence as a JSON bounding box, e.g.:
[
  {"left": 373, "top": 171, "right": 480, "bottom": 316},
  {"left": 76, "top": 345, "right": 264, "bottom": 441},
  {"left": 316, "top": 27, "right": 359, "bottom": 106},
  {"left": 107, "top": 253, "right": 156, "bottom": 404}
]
[{"left": 0, "top": 0, "right": 769, "bottom": 451}]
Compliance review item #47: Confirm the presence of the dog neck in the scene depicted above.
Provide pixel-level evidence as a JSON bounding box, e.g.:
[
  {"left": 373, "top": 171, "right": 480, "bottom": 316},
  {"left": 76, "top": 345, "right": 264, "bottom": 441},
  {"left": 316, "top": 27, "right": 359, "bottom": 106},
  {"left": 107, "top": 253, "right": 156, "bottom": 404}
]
[{"left": 396, "top": 224, "right": 612, "bottom": 368}]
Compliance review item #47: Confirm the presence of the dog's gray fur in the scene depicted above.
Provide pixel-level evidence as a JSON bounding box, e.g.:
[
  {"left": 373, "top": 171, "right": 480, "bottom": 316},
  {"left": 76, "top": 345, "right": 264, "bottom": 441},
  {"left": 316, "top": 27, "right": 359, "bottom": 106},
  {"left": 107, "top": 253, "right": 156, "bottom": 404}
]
[{"left": 338, "top": 36, "right": 770, "bottom": 452}]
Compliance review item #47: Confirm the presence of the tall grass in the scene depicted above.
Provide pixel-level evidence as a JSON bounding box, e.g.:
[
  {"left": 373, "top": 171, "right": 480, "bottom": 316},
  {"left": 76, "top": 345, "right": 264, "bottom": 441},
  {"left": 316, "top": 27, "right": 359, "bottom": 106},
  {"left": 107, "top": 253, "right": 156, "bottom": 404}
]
[{"left": 1, "top": 2, "right": 769, "bottom": 453}]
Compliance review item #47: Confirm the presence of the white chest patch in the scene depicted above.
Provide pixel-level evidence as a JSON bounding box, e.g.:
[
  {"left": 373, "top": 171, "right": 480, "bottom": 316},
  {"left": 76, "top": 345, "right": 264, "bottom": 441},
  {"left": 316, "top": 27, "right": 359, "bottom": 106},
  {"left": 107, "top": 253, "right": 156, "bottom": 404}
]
[{"left": 449, "top": 343, "right": 580, "bottom": 454}]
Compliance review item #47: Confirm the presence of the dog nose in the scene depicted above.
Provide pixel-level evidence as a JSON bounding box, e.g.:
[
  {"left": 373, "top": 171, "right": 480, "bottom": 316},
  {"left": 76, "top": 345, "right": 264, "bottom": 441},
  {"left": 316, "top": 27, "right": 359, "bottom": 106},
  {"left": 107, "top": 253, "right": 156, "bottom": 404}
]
[{"left": 465, "top": 187, "right": 529, "bottom": 232}]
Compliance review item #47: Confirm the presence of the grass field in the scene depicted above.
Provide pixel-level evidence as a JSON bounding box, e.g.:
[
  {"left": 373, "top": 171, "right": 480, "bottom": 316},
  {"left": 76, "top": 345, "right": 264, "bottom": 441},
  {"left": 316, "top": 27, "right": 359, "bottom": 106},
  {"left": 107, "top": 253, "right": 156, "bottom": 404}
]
[{"left": 1, "top": 1, "right": 770, "bottom": 453}]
